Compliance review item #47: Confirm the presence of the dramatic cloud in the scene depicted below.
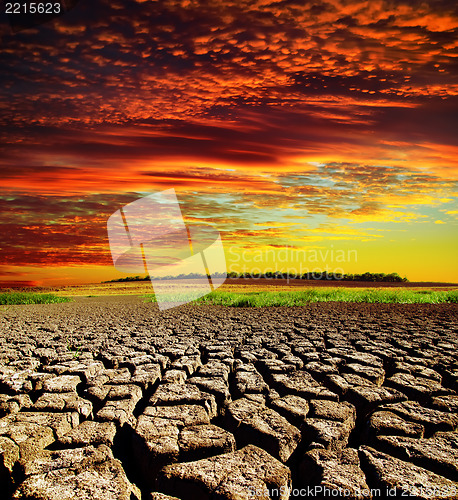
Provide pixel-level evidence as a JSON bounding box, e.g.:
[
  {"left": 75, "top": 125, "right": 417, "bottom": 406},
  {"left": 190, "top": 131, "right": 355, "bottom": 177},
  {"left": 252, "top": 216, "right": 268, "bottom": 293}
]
[{"left": 0, "top": 0, "right": 457, "bottom": 282}]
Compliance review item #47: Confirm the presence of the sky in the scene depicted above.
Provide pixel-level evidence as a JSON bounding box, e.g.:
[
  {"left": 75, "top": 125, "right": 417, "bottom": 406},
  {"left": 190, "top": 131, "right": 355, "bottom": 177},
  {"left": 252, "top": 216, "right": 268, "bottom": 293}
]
[{"left": 0, "top": 0, "right": 457, "bottom": 286}]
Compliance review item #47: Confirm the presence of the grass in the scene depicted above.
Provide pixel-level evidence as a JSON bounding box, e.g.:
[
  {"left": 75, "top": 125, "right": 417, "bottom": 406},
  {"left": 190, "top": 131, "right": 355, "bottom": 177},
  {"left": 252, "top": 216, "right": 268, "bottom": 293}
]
[
  {"left": 67, "top": 342, "right": 82, "bottom": 359},
  {"left": 0, "top": 292, "right": 72, "bottom": 305},
  {"left": 144, "top": 288, "right": 458, "bottom": 306}
]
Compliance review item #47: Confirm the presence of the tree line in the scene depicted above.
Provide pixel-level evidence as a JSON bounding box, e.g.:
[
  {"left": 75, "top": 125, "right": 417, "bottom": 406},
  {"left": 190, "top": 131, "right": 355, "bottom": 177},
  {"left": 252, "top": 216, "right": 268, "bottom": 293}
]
[{"left": 104, "top": 271, "right": 408, "bottom": 283}]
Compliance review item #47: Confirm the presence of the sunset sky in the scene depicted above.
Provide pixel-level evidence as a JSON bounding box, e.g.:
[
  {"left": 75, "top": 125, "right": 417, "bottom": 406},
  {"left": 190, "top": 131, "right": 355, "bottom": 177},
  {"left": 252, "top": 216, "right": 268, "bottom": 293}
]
[{"left": 1, "top": 0, "right": 457, "bottom": 286}]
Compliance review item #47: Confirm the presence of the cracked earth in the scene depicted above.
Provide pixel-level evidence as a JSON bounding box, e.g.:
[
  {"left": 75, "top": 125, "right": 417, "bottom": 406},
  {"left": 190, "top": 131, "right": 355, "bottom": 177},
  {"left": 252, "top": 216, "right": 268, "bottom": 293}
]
[{"left": 1, "top": 296, "right": 457, "bottom": 499}]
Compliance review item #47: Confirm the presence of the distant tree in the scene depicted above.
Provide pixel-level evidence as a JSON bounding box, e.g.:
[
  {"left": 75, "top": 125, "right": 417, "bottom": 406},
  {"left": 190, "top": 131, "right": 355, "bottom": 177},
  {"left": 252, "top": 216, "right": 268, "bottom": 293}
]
[{"left": 103, "top": 270, "right": 409, "bottom": 284}]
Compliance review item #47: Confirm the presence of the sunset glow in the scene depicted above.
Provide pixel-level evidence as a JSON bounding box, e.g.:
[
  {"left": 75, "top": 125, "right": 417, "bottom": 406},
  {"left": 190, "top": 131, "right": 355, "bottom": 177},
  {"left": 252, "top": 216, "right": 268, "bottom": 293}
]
[{"left": 1, "top": 0, "right": 457, "bottom": 285}]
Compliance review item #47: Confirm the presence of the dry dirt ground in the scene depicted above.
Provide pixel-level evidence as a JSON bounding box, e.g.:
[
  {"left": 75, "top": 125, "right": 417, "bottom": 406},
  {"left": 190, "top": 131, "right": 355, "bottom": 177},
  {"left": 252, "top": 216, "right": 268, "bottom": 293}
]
[{"left": 1, "top": 296, "right": 457, "bottom": 499}]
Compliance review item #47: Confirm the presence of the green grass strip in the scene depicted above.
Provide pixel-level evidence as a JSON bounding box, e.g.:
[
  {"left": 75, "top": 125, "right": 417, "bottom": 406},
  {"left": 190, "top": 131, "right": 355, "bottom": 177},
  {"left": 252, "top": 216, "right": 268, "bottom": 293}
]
[
  {"left": 0, "top": 292, "right": 72, "bottom": 305},
  {"left": 194, "top": 289, "right": 458, "bottom": 306},
  {"left": 143, "top": 288, "right": 458, "bottom": 306}
]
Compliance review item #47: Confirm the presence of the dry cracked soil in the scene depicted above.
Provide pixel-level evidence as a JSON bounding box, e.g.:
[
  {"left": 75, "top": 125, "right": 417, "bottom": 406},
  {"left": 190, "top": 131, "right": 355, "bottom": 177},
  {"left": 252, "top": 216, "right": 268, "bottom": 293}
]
[{"left": 0, "top": 296, "right": 457, "bottom": 500}]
